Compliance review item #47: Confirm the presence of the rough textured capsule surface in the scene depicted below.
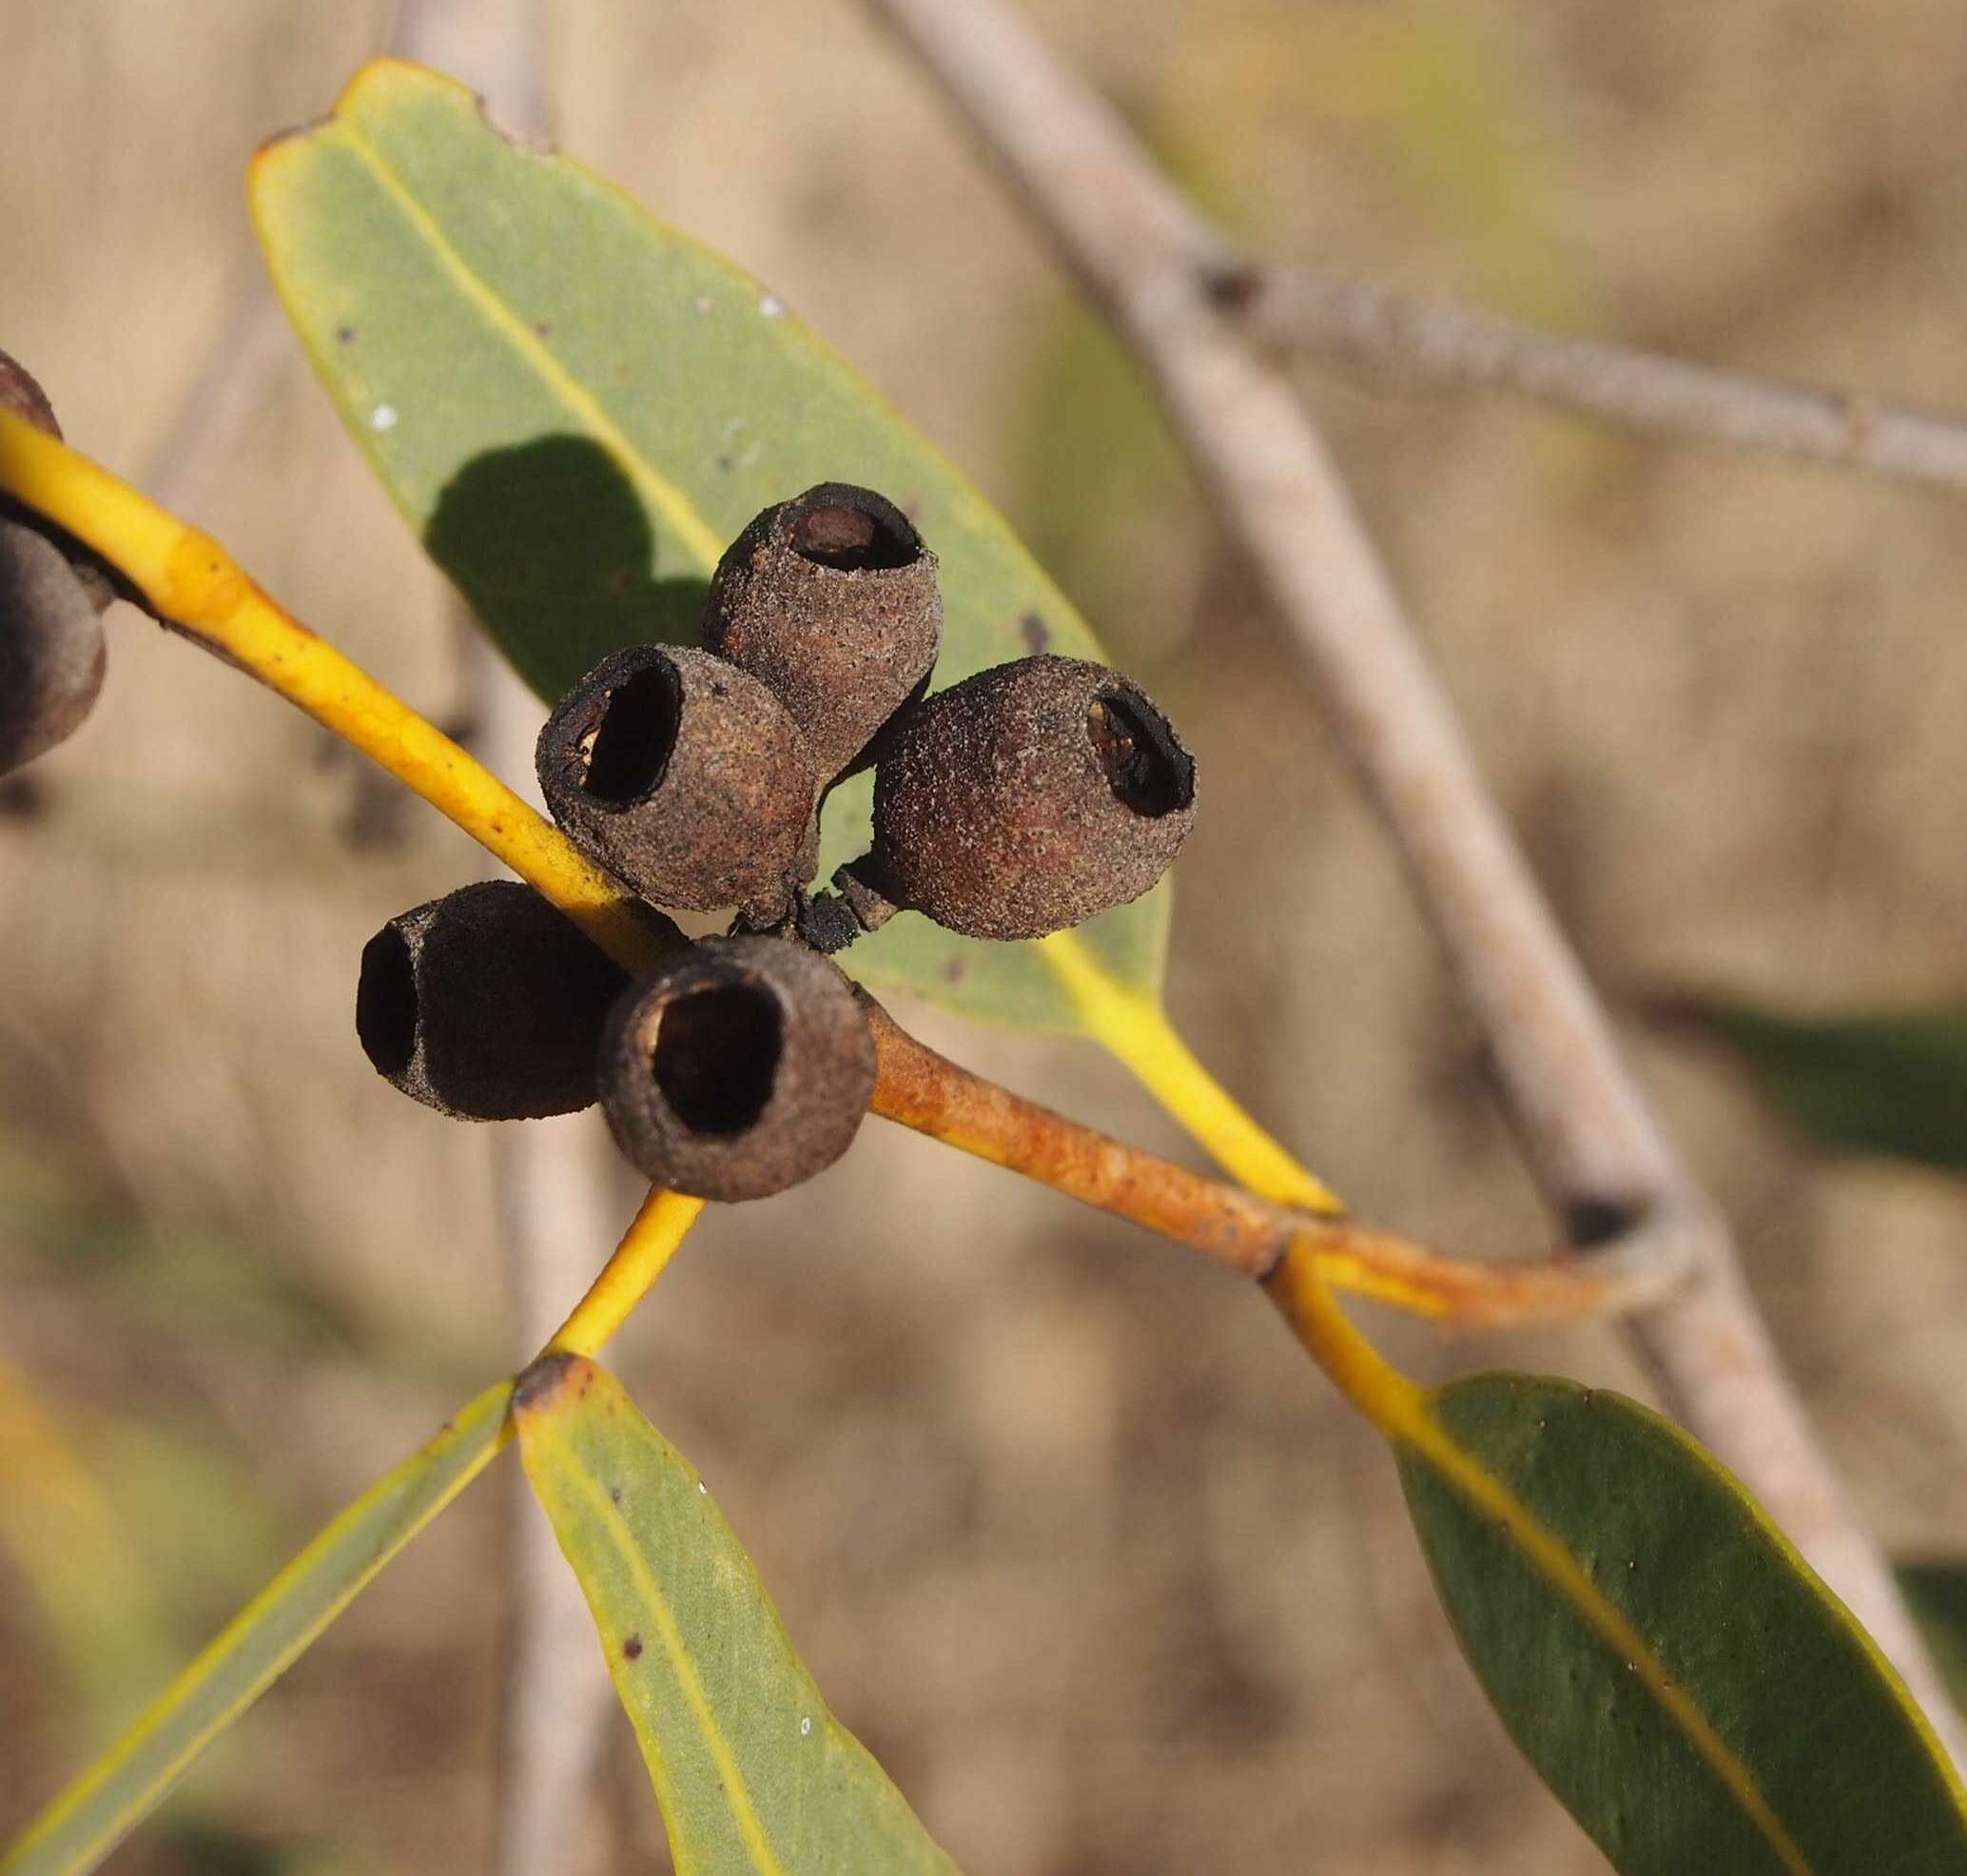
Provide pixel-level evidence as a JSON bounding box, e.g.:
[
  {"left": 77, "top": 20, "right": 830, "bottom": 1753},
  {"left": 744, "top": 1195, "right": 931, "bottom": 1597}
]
[
  {"left": 598, "top": 935, "right": 877, "bottom": 1202},
  {"left": 871, "top": 654, "right": 1196, "bottom": 941},
  {"left": 536, "top": 643, "right": 820, "bottom": 921},
  {"left": 701, "top": 482, "right": 942, "bottom": 779},
  {"left": 356, "top": 880, "right": 631, "bottom": 1121}
]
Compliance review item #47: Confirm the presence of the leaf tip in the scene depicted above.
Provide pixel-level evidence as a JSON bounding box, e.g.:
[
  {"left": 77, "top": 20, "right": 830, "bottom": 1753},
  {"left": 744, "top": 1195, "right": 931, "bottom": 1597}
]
[
  {"left": 337, "top": 56, "right": 456, "bottom": 118},
  {"left": 243, "top": 119, "right": 320, "bottom": 218}
]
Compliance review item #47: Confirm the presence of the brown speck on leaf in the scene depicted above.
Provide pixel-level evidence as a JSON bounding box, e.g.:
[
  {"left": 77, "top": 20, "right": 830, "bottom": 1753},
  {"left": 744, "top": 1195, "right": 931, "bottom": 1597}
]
[
  {"left": 514, "top": 1348, "right": 579, "bottom": 1412},
  {"left": 535, "top": 320, "right": 553, "bottom": 339},
  {"left": 622, "top": 1634, "right": 644, "bottom": 1661},
  {"left": 336, "top": 325, "right": 356, "bottom": 344},
  {"left": 1019, "top": 611, "right": 1051, "bottom": 654},
  {"left": 943, "top": 957, "right": 965, "bottom": 985}
]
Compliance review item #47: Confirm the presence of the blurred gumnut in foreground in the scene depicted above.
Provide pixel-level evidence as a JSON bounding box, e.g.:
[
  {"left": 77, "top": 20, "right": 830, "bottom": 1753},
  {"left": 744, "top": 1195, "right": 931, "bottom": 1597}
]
[{"left": 0, "top": 347, "right": 110, "bottom": 774}]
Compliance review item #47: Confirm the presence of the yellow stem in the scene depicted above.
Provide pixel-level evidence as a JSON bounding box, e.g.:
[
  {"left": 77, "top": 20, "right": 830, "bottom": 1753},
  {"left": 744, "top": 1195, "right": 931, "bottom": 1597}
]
[
  {"left": 1041, "top": 931, "right": 1347, "bottom": 1215},
  {"left": 547, "top": 1188, "right": 706, "bottom": 1358},
  {"left": 1263, "top": 1239, "right": 1427, "bottom": 1435},
  {"left": 0, "top": 410, "right": 666, "bottom": 975}
]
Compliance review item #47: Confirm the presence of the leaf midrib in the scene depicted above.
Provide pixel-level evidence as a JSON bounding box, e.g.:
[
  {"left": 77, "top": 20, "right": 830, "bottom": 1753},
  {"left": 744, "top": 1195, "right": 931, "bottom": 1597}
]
[
  {"left": 333, "top": 117, "right": 727, "bottom": 572},
  {"left": 553, "top": 1454, "right": 789, "bottom": 1876},
  {"left": 1399, "top": 1397, "right": 1813, "bottom": 1874}
]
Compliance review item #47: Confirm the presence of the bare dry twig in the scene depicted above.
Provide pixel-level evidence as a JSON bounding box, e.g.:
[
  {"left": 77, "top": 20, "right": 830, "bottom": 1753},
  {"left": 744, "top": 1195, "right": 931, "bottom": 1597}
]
[
  {"left": 864, "top": 0, "right": 1965, "bottom": 1752},
  {"left": 1215, "top": 264, "right": 1967, "bottom": 494},
  {"left": 385, "top": 7, "right": 620, "bottom": 1874}
]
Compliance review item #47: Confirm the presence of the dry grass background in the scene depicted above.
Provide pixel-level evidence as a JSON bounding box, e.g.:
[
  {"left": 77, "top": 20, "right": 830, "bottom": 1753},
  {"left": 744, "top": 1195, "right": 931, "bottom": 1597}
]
[{"left": 7, "top": 1, "right": 1967, "bottom": 1870}]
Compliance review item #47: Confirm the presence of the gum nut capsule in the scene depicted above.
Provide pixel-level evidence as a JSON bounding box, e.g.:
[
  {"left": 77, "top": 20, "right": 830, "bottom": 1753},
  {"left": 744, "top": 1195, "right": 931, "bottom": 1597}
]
[
  {"left": 871, "top": 654, "right": 1196, "bottom": 942},
  {"left": 356, "top": 880, "right": 632, "bottom": 1121},
  {"left": 0, "top": 518, "right": 107, "bottom": 774},
  {"left": 700, "top": 482, "right": 942, "bottom": 778},
  {"left": 536, "top": 643, "right": 822, "bottom": 922},
  {"left": 0, "top": 350, "right": 109, "bottom": 773},
  {"left": 0, "top": 345, "right": 115, "bottom": 613},
  {"left": 598, "top": 935, "right": 877, "bottom": 1202}
]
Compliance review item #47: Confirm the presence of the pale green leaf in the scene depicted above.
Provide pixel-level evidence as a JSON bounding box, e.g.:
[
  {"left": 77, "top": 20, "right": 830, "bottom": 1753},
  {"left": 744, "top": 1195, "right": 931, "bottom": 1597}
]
[
  {"left": 2, "top": 1379, "right": 512, "bottom": 1876},
  {"left": 515, "top": 1354, "right": 959, "bottom": 1876},
  {"left": 249, "top": 59, "right": 1167, "bottom": 1033},
  {"left": 1398, "top": 1373, "right": 1967, "bottom": 1874}
]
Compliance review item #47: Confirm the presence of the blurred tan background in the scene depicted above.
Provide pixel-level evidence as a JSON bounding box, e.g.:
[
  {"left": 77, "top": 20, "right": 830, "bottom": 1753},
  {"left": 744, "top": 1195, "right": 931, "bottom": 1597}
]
[{"left": 8, "top": 2, "right": 1967, "bottom": 1870}]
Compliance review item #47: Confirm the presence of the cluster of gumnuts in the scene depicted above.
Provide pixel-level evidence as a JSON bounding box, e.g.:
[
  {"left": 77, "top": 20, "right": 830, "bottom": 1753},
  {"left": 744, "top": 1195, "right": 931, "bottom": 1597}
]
[
  {"left": 357, "top": 482, "right": 1198, "bottom": 1202},
  {"left": 0, "top": 359, "right": 1199, "bottom": 1203}
]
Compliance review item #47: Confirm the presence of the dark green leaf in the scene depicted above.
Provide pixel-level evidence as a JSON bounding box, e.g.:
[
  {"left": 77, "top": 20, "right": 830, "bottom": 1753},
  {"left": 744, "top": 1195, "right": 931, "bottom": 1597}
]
[
  {"left": 1900, "top": 1563, "right": 1967, "bottom": 1722},
  {"left": 1399, "top": 1373, "right": 1967, "bottom": 1875},
  {"left": 1666, "top": 998, "right": 1967, "bottom": 1176}
]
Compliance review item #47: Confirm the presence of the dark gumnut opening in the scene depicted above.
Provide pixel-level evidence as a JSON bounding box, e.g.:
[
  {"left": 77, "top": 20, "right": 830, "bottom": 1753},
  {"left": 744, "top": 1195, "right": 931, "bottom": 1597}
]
[
  {"left": 355, "top": 928, "right": 419, "bottom": 1079},
  {"left": 652, "top": 983, "right": 784, "bottom": 1134},
  {"left": 1088, "top": 692, "right": 1194, "bottom": 818},
  {"left": 582, "top": 659, "right": 682, "bottom": 804},
  {"left": 789, "top": 494, "right": 919, "bottom": 573}
]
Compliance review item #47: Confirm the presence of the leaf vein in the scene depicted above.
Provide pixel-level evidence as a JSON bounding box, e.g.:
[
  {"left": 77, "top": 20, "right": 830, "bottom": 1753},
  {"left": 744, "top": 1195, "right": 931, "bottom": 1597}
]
[
  {"left": 1401, "top": 1407, "right": 1814, "bottom": 1875},
  {"left": 557, "top": 1459, "right": 789, "bottom": 1876},
  {"left": 331, "top": 118, "right": 727, "bottom": 575}
]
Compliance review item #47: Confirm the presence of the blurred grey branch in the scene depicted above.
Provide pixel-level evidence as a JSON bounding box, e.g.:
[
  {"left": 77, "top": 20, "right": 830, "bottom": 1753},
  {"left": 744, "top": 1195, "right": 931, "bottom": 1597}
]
[
  {"left": 143, "top": 280, "right": 293, "bottom": 517},
  {"left": 1217, "top": 265, "right": 1967, "bottom": 494},
  {"left": 383, "top": 6, "right": 623, "bottom": 1875},
  {"left": 865, "top": 0, "right": 1967, "bottom": 1757},
  {"left": 155, "top": 5, "right": 620, "bottom": 1867}
]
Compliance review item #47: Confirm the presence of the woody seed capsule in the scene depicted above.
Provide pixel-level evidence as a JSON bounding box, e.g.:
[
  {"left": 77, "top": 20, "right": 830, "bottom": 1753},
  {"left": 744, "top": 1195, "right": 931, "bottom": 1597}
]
[
  {"left": 598, "top": 935, "right": 877, "bottom": 1201},
  {"left": 536, "top": 643, "right": 821, "bottom": 923},
  {"left": 701, "top": 483, "right": 941, "bottom": 778},
  {"left": 870, "top": 654, "right": 1196, "bottom": 941},
  {"left": 356, "top": 880, "right": 633, "bottom": 1121},
  {"left": 0, "top": 347, "right": 109, "bottom": 774}
]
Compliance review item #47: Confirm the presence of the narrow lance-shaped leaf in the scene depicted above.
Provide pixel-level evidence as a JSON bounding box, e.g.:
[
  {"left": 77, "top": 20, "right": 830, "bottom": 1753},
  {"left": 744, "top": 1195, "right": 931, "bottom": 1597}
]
[
  {"left": 1397, "top": 1372, "right": 1967, "bottom": 1875},
  {"left": 2, "top": 1379, "right": 515, "bottom": 1876},
  {"left": 248, "top": 60, "right": 1168, "bottom": 1035},
  {"left": 515, "top": 1353, "right": 960, "bottom": 1876}
]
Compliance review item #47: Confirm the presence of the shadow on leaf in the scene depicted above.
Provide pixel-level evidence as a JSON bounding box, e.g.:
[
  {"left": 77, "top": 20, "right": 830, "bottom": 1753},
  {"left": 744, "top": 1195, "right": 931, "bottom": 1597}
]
[{"left": 425, "top": 434, "right": 711, "bottom": 701}]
